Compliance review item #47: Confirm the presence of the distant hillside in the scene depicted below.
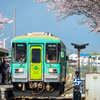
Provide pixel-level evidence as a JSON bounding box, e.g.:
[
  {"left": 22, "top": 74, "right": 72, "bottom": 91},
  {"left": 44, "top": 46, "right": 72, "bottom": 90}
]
[
  {"left": 66, "top": 47, "right": 77, "bottom": 55},
  {"left": 82, "top": 44, "right": 100, "bottom": 54},
  {"left": 66, "top": 44, "right": 100, "bottom": 54}
]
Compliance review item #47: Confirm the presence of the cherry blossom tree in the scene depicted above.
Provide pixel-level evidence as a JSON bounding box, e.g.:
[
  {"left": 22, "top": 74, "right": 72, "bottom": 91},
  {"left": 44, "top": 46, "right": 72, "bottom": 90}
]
[
  {"left": 0, "top": 13, "right": 13, "bottom": 48},
  {"left": 0, "top": 13, "right": 13, "bottom": 29},
  {"left": 35, "top": 0, "right": 100, "bottom": 34},
  {"left": 0, "top": 39, "right": 6, "bottom": 48}
]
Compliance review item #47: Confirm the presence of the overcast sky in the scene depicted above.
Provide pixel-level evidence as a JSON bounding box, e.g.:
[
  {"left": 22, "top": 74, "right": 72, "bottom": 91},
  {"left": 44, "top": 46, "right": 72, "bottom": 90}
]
[{"left": 0, "top": 0, "right": 100, "bottom": 53}]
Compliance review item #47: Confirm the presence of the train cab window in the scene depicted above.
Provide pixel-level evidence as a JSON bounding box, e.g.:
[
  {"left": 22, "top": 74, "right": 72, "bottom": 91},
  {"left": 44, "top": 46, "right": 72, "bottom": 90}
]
[
  {"left": 12, "top": 43, "right": 27, "bottom": 63},
  {"left": 32, "top": 49, "right": 40, "bottom": 63},
  {"left": 46, "top": 43, "right": 61, "bottom": 63}
]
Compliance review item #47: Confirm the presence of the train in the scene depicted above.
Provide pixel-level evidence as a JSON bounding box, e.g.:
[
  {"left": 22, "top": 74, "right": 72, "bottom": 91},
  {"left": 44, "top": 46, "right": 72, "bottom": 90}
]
[{"left": 11, "top": 32, "right": 67, "bottom": 97}]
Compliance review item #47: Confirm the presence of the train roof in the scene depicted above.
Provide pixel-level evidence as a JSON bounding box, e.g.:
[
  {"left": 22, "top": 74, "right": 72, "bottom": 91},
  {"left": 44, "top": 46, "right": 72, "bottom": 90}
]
[{"left": 12, "top": 32, "right": 61, "bottom": 43}]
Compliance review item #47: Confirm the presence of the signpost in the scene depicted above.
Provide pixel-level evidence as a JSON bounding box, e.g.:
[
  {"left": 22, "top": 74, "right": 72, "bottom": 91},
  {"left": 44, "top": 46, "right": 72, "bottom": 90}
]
[
  {"left": 73, "top": 71, "right": 81, "bottom": 100},
  {"left": 73, "top": 78, "right": 81, "bottom": 86},
  {"left": 71, "top": 43, "right": 89, "bottom": 78}
]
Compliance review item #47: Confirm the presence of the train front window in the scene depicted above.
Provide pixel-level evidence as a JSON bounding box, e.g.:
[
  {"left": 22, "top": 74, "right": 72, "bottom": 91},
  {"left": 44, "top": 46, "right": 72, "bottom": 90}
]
[
  {"left": 46, "top": 43, "right": 61, "bottom": 63},
  {"left": 32, "top": 49, "right": 41, "bottom": 63},
  {"left": 12, "top": 43, "right": 27, "bottom": 63}
]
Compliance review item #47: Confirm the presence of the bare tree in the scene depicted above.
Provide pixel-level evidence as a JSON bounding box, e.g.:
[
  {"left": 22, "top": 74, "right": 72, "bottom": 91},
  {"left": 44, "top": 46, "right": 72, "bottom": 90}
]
[{"left": 35, "top": 0, "right": 100, "bottom": 34}]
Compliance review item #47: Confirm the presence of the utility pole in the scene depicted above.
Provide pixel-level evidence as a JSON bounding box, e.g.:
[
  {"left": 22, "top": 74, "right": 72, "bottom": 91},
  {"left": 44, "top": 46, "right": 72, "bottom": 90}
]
[
  {"left": 81, "top": 59, "right": 84, "bottom": 78},
  {"left": 78, "top": 49, "right": 80, "bottom": 74},
  {"left": 90, "top": 54, "right": 92, "bottom": 73},
  {"left": 14, "top": 7, "right": 16, "bottom": 37}
]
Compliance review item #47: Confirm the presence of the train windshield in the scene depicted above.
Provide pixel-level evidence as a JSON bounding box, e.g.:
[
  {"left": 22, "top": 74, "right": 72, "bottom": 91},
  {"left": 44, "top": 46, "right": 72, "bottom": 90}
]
[
  {"left": 46, "top": 43, "right": 61, "bottom": 63},
  {"left": 12, "top": 43, "right": 27, "bottom": 63}
]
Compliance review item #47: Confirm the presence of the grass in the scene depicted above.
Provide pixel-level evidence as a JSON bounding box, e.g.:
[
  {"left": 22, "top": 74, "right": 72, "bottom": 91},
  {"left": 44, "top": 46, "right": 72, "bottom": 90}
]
[
  {"left": 67, "top": 66, "right": 98, "bottom": 78},
  {"left": 65, "top": 80, "right": 74, "bottom": 94},
  {"left": 66, "top": 80, "right": 73, "bottom": 84},
  {"left": 84, "top": 66, "right": 90, "bottom": 69},
  {"left": 68, "top": 67, "right": 76, "bottom": 73},
  {"left": 64, "top": 91, "right": 73, "bottom": 94}
]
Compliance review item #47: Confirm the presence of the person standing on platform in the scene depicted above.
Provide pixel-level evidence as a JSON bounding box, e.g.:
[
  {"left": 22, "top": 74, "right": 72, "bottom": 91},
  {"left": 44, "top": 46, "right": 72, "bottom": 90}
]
[{"left": 1, "top": 60, "right": 9, "bottom": 85}]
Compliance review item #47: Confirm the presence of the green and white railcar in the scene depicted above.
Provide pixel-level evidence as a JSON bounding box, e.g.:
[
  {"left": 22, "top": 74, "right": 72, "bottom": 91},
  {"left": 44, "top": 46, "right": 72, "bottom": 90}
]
[{"left": 11, "top": 32, "right": 67, "bottom": 97}]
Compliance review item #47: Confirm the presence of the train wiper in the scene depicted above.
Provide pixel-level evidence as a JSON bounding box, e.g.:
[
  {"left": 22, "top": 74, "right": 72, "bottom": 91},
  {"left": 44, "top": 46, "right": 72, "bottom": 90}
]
[{"left": 20, "top": 62, "right": 24, "bottom": 67}]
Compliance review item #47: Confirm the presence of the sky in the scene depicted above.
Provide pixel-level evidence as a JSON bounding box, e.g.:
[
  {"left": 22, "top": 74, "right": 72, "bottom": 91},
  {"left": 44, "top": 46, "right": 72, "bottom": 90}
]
[{"left": 0, "top": 0, "right": 100, "bottom": 53}]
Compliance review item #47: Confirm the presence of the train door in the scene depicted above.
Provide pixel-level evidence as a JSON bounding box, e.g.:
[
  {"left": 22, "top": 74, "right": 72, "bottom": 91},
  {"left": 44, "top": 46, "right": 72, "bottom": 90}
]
[{"left": 30, "top": 45, "right": 43, "bottom": 81}]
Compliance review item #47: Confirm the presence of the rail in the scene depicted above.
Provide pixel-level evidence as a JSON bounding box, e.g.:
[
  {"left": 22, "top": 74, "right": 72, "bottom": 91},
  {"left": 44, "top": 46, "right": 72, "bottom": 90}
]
[
  {"left": 64, "top": 83, "right": 74, "bottom": 92},
  {"left": 0, "top": 83, "right": 86, "bottom": 100}
]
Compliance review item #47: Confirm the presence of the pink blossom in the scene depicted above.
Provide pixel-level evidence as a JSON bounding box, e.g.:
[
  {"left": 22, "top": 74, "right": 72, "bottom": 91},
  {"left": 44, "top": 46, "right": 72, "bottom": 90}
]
[
  {"left": 0, "top": 24, "right": 4, "bottom": 29},
  {"left": 0, "top": 13, "right": 13, "bottom": 29},
  {"left": 35, "top": 0, "right": 100, "bottom": 33}
]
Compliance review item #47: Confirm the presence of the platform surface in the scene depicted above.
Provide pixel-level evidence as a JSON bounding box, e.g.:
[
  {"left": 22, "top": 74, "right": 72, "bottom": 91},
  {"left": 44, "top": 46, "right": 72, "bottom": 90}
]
[{"left": 0, "top": 85, "right": 13, "bottom": 91}]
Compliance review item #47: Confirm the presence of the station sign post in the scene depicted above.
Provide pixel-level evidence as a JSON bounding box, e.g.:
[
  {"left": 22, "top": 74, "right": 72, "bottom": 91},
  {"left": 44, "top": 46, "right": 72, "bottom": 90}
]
[
  {"left": 71, "top": 43, "right": 89, "bottom": 78},
  {"left": 73, "top": 71, "right": 81, "bottom": 100}
]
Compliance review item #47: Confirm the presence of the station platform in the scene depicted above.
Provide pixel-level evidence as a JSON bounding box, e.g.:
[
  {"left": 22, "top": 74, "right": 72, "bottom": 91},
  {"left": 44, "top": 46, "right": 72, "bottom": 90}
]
[{"left": 0, "top": 85, "right": 13, "bottom": 100}]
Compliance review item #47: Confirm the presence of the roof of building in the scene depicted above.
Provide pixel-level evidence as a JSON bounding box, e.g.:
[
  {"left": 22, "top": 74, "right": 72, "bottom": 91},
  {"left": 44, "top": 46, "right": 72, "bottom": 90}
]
[
  {"left": 68, "top": 59, "right": 77, "bottom": 63},
  {"left": 0, "top": 48, "right": 9, "bottom": 57},
  {"left": 75, "top": 53, "right": 90, "bottom": 56}
]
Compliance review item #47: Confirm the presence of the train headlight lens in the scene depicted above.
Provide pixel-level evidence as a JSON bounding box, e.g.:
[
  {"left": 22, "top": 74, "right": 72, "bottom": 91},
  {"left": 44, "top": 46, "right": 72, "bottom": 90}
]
[
  {"left": 49, "top": 68, "right": 57, "bottom": 73},
  {"left": 19, "top": 68, "right": 24, "bottom": 73},
  {"left": 49, "top": 68, "right": 53, "bottom": 73}
]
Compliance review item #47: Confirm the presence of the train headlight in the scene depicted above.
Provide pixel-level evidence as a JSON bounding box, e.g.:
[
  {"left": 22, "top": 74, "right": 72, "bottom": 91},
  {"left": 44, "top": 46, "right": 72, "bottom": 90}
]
[
  {"left": 49, "top": 68, "right": 57, "bottom": 73},
  {"left": 19, "top": 68, "right": 24, "bottom": 73},
  {"left": 49, "top": 68, "right": 53, "bottom": 73}
]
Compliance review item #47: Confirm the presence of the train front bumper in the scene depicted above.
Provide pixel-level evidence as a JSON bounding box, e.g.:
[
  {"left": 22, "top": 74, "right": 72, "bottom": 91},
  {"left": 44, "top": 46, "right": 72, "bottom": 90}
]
[{"left": 12, "top": 73, "right": 61, "bottom": 82}]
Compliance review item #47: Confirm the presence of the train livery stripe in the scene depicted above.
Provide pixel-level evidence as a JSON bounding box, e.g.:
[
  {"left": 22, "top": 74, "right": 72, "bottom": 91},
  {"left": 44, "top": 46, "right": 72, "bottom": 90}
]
[{"left": 30, "top": 46, "right": 42, "bottom": 80}]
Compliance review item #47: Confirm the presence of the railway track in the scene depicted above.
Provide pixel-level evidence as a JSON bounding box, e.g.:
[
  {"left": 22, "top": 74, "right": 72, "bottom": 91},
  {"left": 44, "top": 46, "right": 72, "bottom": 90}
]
[
  {"left": 64, "top": 83, "right": 74, "bottom": 92},
  {"left": 0, "top": 83, "right": 75, "bottom": 100}
]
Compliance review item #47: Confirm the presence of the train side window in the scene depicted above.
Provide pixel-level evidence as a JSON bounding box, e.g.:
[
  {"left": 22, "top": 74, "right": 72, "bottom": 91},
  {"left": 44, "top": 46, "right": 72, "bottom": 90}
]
[
  {"left": 62, "top": 51, "right": 65, "bottom": 66},
  {"left": 12, "top": 43, "right": 16, "bottom": 62}
]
